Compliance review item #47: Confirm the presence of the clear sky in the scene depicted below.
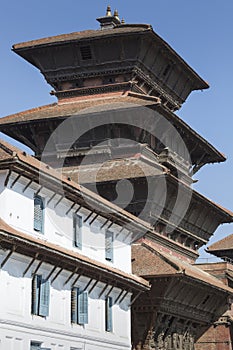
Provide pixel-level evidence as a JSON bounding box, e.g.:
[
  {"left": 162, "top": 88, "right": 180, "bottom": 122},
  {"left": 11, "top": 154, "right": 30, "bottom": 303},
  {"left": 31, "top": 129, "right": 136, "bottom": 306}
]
[{"left": 0, "top": 0, "right": 233, "bottom": 260}]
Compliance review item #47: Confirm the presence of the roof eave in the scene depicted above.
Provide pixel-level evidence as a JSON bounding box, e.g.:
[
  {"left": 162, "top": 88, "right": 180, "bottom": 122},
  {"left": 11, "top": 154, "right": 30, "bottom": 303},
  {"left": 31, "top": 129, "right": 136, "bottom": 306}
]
[{"left": 0, "top": 227, "right": 150, "bottom": 292}]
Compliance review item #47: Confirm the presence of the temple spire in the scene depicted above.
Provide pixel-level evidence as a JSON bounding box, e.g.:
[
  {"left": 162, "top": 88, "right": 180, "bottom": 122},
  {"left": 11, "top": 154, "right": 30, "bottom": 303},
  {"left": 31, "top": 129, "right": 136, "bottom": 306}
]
[
  {"left": 97, "top": 6, "right": 121, "bottom": 29},
  {"left": 114, "top": 9, "right": 120, "bottom": 22},
  {"left": 106, "top": 5, "right": 112, "bottom": 17}
]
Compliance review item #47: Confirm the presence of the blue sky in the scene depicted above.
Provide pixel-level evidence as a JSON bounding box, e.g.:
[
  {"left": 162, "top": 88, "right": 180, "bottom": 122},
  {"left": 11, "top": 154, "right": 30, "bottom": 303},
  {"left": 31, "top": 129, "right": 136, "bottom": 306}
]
[{"left": 0, "top": 1, "right": 233, "bottom": 260}]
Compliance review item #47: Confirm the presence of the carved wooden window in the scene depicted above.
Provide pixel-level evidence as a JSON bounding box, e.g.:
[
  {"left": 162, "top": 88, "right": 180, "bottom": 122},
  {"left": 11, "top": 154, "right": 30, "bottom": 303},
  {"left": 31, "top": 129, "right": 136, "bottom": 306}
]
[
  {"left": 80, "top": 45, "right": 92, "bottom": 60},
  {"left": 163, "top": 63, "right": 171, "bottom": 76}
]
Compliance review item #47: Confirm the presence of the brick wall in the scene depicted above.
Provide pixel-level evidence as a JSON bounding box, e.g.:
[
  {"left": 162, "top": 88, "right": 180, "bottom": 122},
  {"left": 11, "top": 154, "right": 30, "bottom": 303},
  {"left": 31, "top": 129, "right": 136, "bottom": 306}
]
[{"left": 195, "top": 324, "right": 232, "bottom": 350}]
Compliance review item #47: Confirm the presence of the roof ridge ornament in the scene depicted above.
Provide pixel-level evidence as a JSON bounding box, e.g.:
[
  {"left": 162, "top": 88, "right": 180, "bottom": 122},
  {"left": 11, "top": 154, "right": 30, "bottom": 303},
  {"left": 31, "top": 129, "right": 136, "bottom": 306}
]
[
  {"left": 106, "top": 5, "right": 112, "bottom": 17},
  {"left": 97, "top": 6, "right": 121, "bottom": 29},
  {"left": 114, "top": 9, "right": 120, "bottom": 21}
]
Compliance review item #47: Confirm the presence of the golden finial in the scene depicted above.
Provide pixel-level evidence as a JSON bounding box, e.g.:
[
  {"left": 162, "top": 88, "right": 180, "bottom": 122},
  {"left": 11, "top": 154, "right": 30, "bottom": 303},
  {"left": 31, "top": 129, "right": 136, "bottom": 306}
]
[
  {"left": 106, "top": 5, "right": 112, "bottom": 17},
  {"left": 121, "top": 18, "right": 125, "bottom": 24},
  {"left": 114, "top": 9, "right": 118, "bottom": 16}
]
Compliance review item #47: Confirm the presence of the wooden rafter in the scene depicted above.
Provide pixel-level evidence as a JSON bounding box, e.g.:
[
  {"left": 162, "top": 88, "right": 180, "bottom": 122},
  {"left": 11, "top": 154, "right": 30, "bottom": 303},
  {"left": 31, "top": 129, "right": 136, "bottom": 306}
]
[{"left": 23, "top": 252, "right": 39, "bottom": 276}]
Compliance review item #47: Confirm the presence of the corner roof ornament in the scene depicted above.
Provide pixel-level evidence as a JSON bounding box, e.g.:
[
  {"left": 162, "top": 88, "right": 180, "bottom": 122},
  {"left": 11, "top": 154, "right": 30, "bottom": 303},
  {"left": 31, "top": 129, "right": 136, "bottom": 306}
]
[{"left": 97, "top": 5, "right": 121, "bottom": 29}]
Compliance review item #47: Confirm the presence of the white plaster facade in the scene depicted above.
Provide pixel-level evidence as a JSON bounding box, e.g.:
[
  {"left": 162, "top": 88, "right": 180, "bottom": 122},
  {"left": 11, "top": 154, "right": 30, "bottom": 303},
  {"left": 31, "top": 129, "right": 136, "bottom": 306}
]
[
  {"left": 0, "top": 171, "right": 131, "bottom": 273},
  {"left": 0, "top": 168, "right": 145, "bottom": 350}
]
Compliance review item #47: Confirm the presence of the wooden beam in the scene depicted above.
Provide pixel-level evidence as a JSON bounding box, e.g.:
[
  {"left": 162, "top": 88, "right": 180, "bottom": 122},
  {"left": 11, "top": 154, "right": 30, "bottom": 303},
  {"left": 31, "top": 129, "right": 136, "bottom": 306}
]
[
  {"left": 89, "top": 214, "right": 99, "bottom": 225},
  {"left": 51, "top": 267, "right": 63, "bottom": 283},
  {"left": 83, "top": 278, "right": 93, "bottom": 291},
  {"left": 100, "top": 219, "right": 109, "bottom": 230},
  {"left": 45, "top": 265, "right": 57, "bottom": 281},
  {"left": 54, "top": 195, "right": 64, "bottom": 208},
  {"left": 1, "top": 245, "right": 15, "bottom": 268},
  {"left": 106, "top": 285, "right": 114, "bottom": 298},
  {"left": 10, "top": 174, "right": 21, "bottom": 189},
  {"left": 84, "top": 211, "right": 94, "bottom": 223},
  {"left": 89, "top": 279, "right": 99, "bottom": 294},
  {"left": 128, "top": 291, "right": 141, "bottom": 306},
  {"left": 71, "top": 273, "right": 82, "bottom": 287},
  {"left": 35, "top": 186, "right": 43, "bottom": 196},
  {"left": 75, "top": 205, "right": 82, "bottom": 214},
  {"left": 47, "top": 192, "right": 57, "bottom": 205},
  {"left": 115, "top": 289, "right": 125, "bottom": 304},
  {"left": 23, "top": 253, "right": 39, "bottom": 276},
  {"left": 65, "top": 202, "right": 76, "bottom": 215},
  {"left": 32, "top": 260, "right": 43, "bottom": 276},
  {"left": 123, "top": 231, "right": 132, "bottom": 243},
  {"left": 22, "top": 179, "right": 34, "bottom": 193},
  {"left": 63, "top": 267, "right": 79, "bottom": 286},
  {"left": 106, "top": 222, "right": 114, "bottom": 230},
  {"left": 116, "top": 227, "right": 125, "bottom": 239},
  {"left": 99, "top": 283, "right": 109, "bottom": 298},
  {"left": 119, "top": 290, "right": 129, "bottom": 304},
  {"left": 4, "top": 169, "right": 12, "bottom": 187}
]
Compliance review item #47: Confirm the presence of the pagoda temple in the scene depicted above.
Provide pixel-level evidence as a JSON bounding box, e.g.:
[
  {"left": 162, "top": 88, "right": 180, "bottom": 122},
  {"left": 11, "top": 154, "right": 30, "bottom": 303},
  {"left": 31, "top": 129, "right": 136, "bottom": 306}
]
[{"left": 1, "top": 6, "right": 233, "bottom": 350}]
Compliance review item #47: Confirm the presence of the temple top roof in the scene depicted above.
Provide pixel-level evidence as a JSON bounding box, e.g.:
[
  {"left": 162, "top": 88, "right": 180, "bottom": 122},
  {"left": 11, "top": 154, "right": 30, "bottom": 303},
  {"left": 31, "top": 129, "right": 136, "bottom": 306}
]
[
  {"left": 13, "top": 25, "right": 152, "bottom": 50},
  {"left": 13, "top": 23, "right": 208, "bottom": 91},
  {"left": 11, "top": 8, "right": 209, "bottom": 110}
]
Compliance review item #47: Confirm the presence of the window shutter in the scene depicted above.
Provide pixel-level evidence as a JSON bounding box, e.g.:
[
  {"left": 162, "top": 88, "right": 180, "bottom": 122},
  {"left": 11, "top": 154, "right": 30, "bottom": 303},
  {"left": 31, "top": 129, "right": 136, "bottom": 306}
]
[
  {"left": 78, "top": 291, "right": 88, "bottom": 324},
  {"left": 39, "top": 278, "right": 50, "bottom": 317},
  {"left": 106, "top": 296, "right": 113, "bottom": 332},
  {"left": 71, "top": 287, "right": 78, "bottom": 323},
  {"left": 30, "top": 342, "right": 42, "bottom": 350},
  {"left": 31, "top": 275, "right": 40, "bottom": 315},
  {"left": 34, "top": 195, "right": 44, "bottom": 233},
  {"left": 105, "top": 230, "right": 113, "bottom": 261},
  {"left": 73, "top": 214, "right": 82, "bottom": 248},
  {"left": 30, "top": 344, "right": 51, "bottom": 350}
]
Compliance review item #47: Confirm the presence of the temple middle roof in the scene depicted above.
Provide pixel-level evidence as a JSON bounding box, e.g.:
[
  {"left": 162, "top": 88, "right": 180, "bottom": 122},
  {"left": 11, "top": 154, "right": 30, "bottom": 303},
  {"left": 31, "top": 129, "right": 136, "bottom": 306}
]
[{"left": 0, "top": 93, "right": 226, "bottom": 167}]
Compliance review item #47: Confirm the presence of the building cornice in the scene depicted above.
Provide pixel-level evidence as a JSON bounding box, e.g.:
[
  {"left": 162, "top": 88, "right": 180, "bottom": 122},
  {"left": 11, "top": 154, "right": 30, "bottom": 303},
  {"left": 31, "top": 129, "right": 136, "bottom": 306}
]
[{"left": 0, "top": 218, "right": 149, "bottom": 292}]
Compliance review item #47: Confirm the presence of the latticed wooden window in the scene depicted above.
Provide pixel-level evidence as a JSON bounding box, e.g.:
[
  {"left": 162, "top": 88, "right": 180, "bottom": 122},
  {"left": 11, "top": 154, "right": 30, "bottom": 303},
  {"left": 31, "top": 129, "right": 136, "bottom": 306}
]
[
  {"left": 73, "top": 214, "right": 82, "bottom": 248},
  {"left": 105, "top": 296, "right": 113, "bottom": 332},
  {"left": 31, "top": 275, "right": 50, "bottom": 317},
  {"left": 80, "top": 45, "right": 92, "bottom": 60},
  {"left": 105, "top": 230, "right": 114, "bottom": 262},
  {"left": 71, "top": 287, "right": 88, "bottom": 324},
  {"left": 34, "top": 195, "right": 44, "bottom": 233}
]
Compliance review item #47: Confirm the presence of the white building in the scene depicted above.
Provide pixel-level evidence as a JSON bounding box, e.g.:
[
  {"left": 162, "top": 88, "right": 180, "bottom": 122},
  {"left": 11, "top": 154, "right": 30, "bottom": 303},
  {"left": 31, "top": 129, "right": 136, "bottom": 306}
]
[{"left": 0, "top": 140, "right": 149, "bottom": 350}]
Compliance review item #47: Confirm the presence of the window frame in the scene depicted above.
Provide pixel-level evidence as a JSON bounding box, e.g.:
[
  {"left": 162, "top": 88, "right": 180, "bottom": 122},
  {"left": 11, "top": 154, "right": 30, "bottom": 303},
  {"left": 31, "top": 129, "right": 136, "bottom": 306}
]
[
  {"left": 34, "top": 194, "right": 45, "bottom": 233},
  {"left": 105, "top": 296, "right": 113, "bottom": 332},
  {"left": 73, "top": 213, "right": 82, "bottom": 249},
  {"left": 71, "top": 287, "right": 88, "bottom": 325},
  {"left": 105, "top": 230, "right": 114, "bottom": 262},
  {"left": 31, "top": 274, "right": 50, "bottom": 317}
]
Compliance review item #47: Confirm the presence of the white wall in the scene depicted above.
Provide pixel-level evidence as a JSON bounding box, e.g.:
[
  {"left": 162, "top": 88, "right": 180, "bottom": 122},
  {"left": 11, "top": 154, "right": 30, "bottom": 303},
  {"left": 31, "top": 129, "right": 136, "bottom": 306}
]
[
  {"left": 0, "top": 171, "right": 134, "bottom": 349},
  {"left": 0, "top": 171, "right": 132, "bottom": 273},
  {"left": 0, "top": 252, "right": 132, "bottom": 350}
]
